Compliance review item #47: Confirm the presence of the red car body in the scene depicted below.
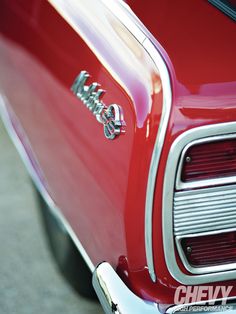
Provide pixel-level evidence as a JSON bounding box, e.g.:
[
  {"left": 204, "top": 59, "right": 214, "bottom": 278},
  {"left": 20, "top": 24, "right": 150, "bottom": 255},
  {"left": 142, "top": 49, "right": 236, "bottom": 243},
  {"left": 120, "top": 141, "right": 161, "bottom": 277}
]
[{"left": 0, "top": 0, "right": 236, "bottom": 313}]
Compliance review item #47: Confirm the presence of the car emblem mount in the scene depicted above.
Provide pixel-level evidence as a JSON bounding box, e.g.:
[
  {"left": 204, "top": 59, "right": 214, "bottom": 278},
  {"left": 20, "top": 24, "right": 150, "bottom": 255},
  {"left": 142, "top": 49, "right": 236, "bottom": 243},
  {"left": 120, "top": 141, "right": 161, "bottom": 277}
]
[{"left": 71, "top": 71, "right": 126, "bottom": 140}]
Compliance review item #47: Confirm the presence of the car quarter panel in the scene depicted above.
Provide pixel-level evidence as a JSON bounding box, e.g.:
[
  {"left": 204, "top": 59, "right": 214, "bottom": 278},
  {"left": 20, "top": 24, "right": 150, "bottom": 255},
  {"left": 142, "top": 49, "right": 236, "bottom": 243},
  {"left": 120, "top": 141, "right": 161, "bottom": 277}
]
[{"left": 0, "top": 0, "right": 171, "bottom": 305}]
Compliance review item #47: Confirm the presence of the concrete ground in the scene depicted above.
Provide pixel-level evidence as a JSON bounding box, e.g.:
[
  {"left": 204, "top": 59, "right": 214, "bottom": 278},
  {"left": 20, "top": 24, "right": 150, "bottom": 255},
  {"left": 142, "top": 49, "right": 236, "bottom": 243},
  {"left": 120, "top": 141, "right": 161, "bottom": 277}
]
[{"left": 0, "top": 120, "right": 103, "bottom": 314}]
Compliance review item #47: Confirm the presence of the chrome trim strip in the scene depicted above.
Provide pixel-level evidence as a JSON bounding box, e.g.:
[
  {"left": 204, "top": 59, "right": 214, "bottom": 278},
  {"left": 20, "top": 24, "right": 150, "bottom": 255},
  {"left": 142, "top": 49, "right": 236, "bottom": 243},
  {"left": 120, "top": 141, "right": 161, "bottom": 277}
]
[
  {"left": 174, "top": 184, "right": 236, "bottom": 236},
  {"left": 47, "top": 0, "right": 173, "bottom": 282},
  {"left": 175, "top": 183, "right": 236, "bottom": 199},
  {"left": 163, "top": 122, "right": 236, "bottom": 284},
  {"left": 101, "top": 0, "right": 172, "bottom": 283},
  {"left": 176, "top": 134, "right": 236, "bottom": 190},
  {"left": 142, "top": 38, "right": 172, "bottom": 283},
  {"left": 0, "top": 94, "right": 95, "bottom": 273},
  {"left": 92, "top": 262, "right": 160, "bottom": 314}
]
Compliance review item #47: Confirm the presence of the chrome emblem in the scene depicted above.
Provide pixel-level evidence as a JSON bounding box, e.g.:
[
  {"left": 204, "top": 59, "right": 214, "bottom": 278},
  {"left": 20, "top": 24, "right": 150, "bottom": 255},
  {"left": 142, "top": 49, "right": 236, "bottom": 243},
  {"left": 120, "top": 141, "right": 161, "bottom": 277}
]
[{"left": 71, "top": 71, "right": 126, "bottom": 140}]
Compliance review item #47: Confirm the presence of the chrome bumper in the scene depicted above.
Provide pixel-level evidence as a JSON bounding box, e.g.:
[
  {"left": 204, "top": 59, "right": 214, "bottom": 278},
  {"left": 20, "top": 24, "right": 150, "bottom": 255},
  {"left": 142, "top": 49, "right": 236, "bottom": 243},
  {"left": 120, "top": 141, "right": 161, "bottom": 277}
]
[
  {"left": 92, "top": 262, "right": 161, "bottom": 314},
  {"left": 92, "top": 262, "right": 236, "bottom": 314}
]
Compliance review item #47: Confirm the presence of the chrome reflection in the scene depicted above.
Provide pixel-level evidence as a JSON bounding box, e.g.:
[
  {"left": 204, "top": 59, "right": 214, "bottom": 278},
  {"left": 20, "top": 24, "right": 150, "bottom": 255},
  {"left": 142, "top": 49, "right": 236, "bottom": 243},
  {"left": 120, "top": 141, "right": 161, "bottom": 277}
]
[
  {"left": 163, "top": 122, "right": 236, "bottom": 284},
  {"left": 71, "top": 70, "right": 126, "bottom": 140},
  {"left": 92, "top": 262, "right": 160, "bottom": 314}
]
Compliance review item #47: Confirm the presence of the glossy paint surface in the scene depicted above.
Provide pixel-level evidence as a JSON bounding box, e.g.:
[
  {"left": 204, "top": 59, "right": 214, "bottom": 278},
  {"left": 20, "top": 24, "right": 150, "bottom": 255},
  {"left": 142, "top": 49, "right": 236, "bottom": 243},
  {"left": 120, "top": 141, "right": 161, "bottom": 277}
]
[
  {"left": 0, "top": 0, "right": 167, "bottom": 305},
  {"left": 128, "top": 0, "right": 236, "bottom": 302},
  {"left": 0, "top": 0, "right": 236, "bottom": 308}
]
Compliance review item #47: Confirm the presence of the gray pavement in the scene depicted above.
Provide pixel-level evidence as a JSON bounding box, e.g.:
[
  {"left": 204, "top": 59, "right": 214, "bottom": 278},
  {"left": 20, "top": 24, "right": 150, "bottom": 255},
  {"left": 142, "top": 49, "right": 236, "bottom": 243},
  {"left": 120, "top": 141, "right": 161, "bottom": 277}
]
[{"left": 0, "top": 120, "right": 103, "bottom": 314}]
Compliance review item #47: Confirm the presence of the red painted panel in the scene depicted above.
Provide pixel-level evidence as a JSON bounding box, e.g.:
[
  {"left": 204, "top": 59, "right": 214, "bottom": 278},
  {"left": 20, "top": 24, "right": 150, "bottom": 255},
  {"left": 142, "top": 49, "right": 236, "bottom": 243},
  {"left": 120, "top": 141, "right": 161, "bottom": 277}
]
[
  {"left": 127, "top": 0, "right": 236, "bottom": 303},
  {"left": 1, "top": 0, "right": 236, "bottom": 307},
  {"left": 0, "top": 0, "right": 167, "bottom": 305}
]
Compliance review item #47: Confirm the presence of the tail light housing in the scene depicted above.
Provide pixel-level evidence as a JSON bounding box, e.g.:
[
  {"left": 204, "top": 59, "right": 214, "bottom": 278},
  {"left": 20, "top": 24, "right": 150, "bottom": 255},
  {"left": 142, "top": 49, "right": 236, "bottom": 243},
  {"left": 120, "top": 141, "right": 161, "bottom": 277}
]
[
  {"left": 181, "top": 139, "right": 236, "bottom": 182},
  {"left": 174, "top": 135, "right": 236, "bottom": 274},
  {"left": 181, "top": 232, "right": 236, "bottom": 267},
  {"left": 163, "top": 125, "right": 236, "bottom": 284}
]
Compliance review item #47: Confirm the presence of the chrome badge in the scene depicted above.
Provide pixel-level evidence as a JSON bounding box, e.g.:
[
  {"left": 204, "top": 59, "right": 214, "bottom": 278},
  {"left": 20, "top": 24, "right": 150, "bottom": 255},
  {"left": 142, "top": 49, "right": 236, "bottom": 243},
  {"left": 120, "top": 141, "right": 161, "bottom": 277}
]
[{"left": 71, "top": 71, "right": 126, "bottom": 140}]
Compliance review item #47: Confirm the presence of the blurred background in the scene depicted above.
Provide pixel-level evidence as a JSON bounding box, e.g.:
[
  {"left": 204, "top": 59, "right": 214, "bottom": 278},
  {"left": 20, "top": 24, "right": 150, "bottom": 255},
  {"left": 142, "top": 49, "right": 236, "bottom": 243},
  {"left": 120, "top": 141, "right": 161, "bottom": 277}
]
[{"left": 0, "top": 120, "right": 103, "bottom": 314}]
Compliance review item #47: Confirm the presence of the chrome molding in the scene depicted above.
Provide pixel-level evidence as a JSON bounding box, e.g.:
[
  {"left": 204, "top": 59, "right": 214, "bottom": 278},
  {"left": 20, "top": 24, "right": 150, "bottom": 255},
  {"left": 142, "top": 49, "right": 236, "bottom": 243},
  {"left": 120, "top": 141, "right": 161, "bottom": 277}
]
[
  {"left": 176, "top": 134, "right": 236, "bottom": 190},
  {"left": 174, "top": 184, "right": 236, "bottom": 236},
  {"left": 48, "top": 0, "right": 172, "bottom": 282},
  {"left": 101, "top": 0, "right": 172, "bottom": 283},
  {"left": 142, "top": 38, "right": 172, "bottom": 283},
  {"left": 163, "top": 122, "right": 236, "bottom": 284},
  {"left": 0, "top": 94, "right": 95, "bottom": 273}
]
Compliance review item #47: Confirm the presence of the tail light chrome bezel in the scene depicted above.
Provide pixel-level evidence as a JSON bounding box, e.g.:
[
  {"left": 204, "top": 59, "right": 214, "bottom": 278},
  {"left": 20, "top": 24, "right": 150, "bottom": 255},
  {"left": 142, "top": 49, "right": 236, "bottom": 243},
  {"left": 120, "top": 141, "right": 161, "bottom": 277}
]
[
  {"left": 174, "top": 183, "right": 236, "bottom": 274},
  {"left": 163, "top": 122, "right": 236, "bottom": 284}
]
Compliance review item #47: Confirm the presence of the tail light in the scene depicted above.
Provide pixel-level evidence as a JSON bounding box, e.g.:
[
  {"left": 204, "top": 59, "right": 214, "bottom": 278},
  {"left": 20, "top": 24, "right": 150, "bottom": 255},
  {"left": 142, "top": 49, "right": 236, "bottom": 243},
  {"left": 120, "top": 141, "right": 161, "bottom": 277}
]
[
  {"left": 181, "top": 139, "right": 236, "bottom": 182},
  {"left": 173, "top": 135, "right": 236, "bottom": 275},
  {"left": 181, "top": 232, "right": 236, "bottom": 267},
  {"left": 164, "top": 126, "right": 236, "bottom": 283}
]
